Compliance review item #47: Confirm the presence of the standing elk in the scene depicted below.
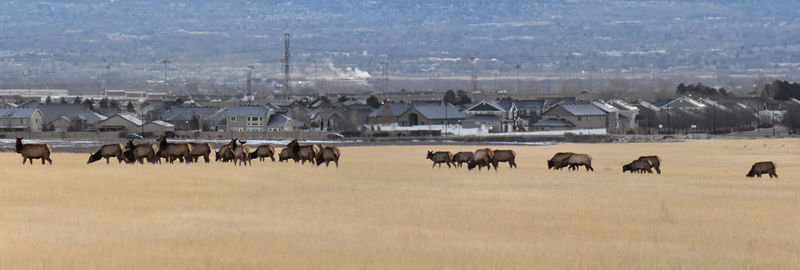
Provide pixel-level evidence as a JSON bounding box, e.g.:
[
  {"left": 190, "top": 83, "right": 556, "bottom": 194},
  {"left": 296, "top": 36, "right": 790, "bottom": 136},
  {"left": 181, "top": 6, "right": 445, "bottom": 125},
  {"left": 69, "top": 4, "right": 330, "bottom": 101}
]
[
  {"left": 547, "top": 152, "right": 574, "bottom": 170},
  {"left": 452, "top": 152, "right": 474, "bottom": 168},
  {"left": 622, "top": 159, "right": 653, "bottom": 174},
  {"left": 215, "top": 144, "right": 233, "bottom": 162},
  {"left": 188, "top": 142, "right": 214, "bottom": 163},
  {"left": 156, "top": 135, "right": 193, "bottom": 163},
  {"left": 315, "top": 144, "right": 341, "bottom": 167},
  {"left": 123, "top": 139, "right": 160, "bottom": 164},
  {"left": 88, "top": 143, "right": 125, "bottom": 164},
  {"left": 278, "top": 148, "right": 294, "bottom": 162},
  {"left": 427, "top": 151, "right": 453, "bottom": 168},
  {"left": 468, "top": 148, "right": 494, "bottom": 171},
  {"left": 15, "top": 137, "right": 52, "bottom": 165},
  {"left": 250, "top": 144, "right": 276, "bottom": 162},
  {"left": 286, "top": 139, "right": 316, "bottom": 165},
  {"left": 637, "top": 155, "right": 662, "bottom": 174},
  {"left": 747, "top": 161, "right": 778, "bottom": 178},
  {"left": 229, "top": 138, "right": 252, "bottom": 166},
  {"left": 566, "top": 153, "right": 593, "bottom": 171},
  {"left": 492, "top": 149, "right": 517, "bottom": 169}
]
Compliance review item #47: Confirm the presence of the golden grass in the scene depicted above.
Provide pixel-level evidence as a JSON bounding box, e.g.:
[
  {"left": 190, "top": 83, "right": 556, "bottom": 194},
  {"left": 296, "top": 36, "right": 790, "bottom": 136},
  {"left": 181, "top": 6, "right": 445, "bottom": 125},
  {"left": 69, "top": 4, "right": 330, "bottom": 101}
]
[{"left": 1, "top": 139, "right": 799, "bottom": 269}]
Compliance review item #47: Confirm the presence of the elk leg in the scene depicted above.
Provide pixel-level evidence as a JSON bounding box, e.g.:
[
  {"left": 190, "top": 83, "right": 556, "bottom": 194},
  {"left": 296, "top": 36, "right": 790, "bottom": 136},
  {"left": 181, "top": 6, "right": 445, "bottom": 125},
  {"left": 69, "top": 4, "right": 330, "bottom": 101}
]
[
  {"left": 655, "top": 167, "right": 661, "bottom": 174},
  {"left": 106, "top": 157, "right": 110, "bottom": 164},
  {"left": 587, "top": 165, "right": 594, "bottom": 171},
  {"left": 335, "top": 160, "right": 338, "bottom": 168}
]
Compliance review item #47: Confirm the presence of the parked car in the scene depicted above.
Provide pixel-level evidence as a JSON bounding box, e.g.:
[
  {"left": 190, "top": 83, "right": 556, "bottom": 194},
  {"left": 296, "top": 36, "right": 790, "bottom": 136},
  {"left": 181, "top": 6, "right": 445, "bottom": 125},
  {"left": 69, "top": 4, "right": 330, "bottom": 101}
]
[
  {"left": 327, "top": 133, "right": 344, "bottom": 139},
  {"left": 125, "top": 133, "right": 144, "bottom": 140}
]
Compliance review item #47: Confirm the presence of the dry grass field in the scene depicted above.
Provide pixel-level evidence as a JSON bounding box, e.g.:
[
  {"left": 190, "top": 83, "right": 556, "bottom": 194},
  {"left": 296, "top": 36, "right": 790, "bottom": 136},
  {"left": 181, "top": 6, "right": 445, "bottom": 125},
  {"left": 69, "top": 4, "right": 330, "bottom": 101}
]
[{"left": 0, "top": 139, "right": 799, "bottom": 269}]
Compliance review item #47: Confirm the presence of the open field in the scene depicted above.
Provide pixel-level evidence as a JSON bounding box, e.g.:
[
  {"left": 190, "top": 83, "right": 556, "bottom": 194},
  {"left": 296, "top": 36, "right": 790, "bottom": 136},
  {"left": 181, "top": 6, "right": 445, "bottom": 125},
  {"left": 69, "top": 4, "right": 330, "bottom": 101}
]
[{"left": 1, "top": 139, "right": 799, "bottom": 269}]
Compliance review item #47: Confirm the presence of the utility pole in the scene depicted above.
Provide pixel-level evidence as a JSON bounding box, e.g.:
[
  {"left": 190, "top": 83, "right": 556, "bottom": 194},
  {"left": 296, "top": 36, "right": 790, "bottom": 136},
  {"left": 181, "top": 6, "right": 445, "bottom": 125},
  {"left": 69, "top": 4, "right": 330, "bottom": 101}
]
[
  {"left": 380, "top": 60, "right": 390, "bottom": 91},
  {"left": 282, "top": 33, "right": 291, "bottom": 94},
  {"left": 23, "top": 68, "right": 30, "bottom": 98},
  {"left": 246, "top": 65, "right": 254, "bottom": 105},
  {"left": 469, "top": 57, "right": 478, "bottom": 93},
  {"left": 160, "top": 59, "right": 170, "bottom": 95},
  {"left": 515, "top": 64, "right": 521, "bottom": 93}
]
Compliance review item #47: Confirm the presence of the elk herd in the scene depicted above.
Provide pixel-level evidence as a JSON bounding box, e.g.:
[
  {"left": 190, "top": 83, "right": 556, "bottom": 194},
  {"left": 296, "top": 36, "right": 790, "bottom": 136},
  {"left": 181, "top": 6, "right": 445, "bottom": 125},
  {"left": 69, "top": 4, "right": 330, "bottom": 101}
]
[{"left": 10, "top": 137, "right": 781, "bottom": 178}]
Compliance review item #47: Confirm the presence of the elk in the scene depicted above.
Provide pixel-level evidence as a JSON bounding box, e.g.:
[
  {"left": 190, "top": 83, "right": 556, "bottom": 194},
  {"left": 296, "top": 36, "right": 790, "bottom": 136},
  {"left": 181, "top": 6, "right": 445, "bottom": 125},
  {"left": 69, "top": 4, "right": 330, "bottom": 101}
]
[
  {"left": 636, "top": 155, "right": 662, "bottom": 174},
  {"left": 746, "top": 161, "right": 778, "bottom": 178},
  {"left": 156, "top": 135, "right": 193, "bottom": 163},
  {"left": 492, "top": 149, "right": 517, "bottom": 169},
  {"left": 88, "top": 143, "right": 125, "bottom": 164},
  {"left": 547, "top": 152, "right": 574, "bottom": 170},
  {"left": 427, "top": 151, "right": 453, "bottom": 168},
  {"left": 623, "top": 159, "right": 653, "bottom": 174},
  {"left": 188, "top": 142, "right": 214, "bottom": 163},
  {"left": 15, "top": 137, "right": 52, "bottom": 165},
  {"left": 315, "top": 144, "right": 341, "bottom": 167},
  {"left": 229, "top": 138, "right": 251, "bottom": 166},
  {"left": 468, "top": 148, "right": 494, "bottom": 171},
  {"left": 452, "top": 152, "right": 474, "bottom": 168},
  {"left": 124, "top": 139, "right": 159, "bottom": 164},
  {"left": 250, "top": 144, "right": 276, "bottom": 162},
  {"left": 566, "top": 153, "right": 593, "bottom": 171}
]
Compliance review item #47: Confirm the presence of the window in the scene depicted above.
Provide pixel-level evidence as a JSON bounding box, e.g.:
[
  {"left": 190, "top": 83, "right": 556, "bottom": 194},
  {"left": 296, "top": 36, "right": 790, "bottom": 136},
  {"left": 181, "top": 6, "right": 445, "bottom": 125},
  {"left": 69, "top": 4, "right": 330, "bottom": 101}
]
[
  {"left": 577, "top": 116, "right": 582, "bottom": 121},
  {"left": 230, "top": 117, "right": 237, "bottom": 122}
]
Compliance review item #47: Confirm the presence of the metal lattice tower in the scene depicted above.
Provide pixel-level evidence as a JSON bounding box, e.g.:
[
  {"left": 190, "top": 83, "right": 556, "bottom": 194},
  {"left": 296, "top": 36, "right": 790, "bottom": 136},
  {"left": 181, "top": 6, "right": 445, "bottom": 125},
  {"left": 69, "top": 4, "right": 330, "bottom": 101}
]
[
  {"left": 469, "top": 57, "right": 478, "bottom": 93},
  {"left": 282, "top": 33, "right": 291, "bottom": 94},
  {"left": 380, "top": 60, "right": 390, "bottom": 91}
]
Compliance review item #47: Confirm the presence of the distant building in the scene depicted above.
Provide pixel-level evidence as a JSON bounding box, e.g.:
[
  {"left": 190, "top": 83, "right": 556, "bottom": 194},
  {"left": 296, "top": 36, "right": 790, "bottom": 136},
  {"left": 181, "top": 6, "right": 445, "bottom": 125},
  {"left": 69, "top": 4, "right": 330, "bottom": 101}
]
[
  {"left": 535, "top": 102, "right": 607, "bottom": 131},
  {"left": 96, "top": 113, "right": 144, "bottom": 132},
  {"left": 396, "top": 102, "right": 465, "bottom": 126},
  {"left": 0, "top": 106, "right": 45, "bottom": 132},
  {"left": 217, "top": 105, "right": 292, "bottom": 132},
  {"left": 29, "top": 103, "right": 107, "bottom": 132}
]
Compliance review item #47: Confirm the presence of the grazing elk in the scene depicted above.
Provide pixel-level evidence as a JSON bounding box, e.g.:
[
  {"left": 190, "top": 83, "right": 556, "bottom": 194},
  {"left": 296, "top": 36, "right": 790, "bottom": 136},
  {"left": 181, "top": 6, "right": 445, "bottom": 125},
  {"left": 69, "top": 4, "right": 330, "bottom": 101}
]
[
  {"left": 566, "top": 153, "right": 593, "bottom": 171},
  {"left": 427, "top": 151, "right": 453, "bottom": 168},
  {"left": 315, "top": 144, "right": 341, "bottom": 167},
  {"left": 278, "top": 148, "right": 294, "bottom": 162},
  {"left": 622, "top": 159, "right": 653, "bottom": 174},
  {"left": 88, "top": 143, "right": 125, "bottom": 164},
  {"left": 286, "top": 139, "right": 316, "bottom": 165},
  {"left": 492, "top": 149, "right": 517, "bottom": 169},
  {"left": 547, "top": 152, "right": 574, "bottom": 170},
  {"left": 746, "top": 161, "right": 778, "bottom": 178},
  {"left": 249, "top": 144, "right": 276, "bottom": 162},
  {"left": 468, "top": 148, "right": 494, "bottom": 171},
  {"left": 15, "top": 137, "right": 52, "bottom": 165},
  {"left": 188, "top": 142, "right": 214, "bottom": 163},
  {"left": 156, "top": 135, "right": 193, "bottom": 163},
  {"left": 637, "top": 155, "right": 662, "bottom": 174},
  {"left": 229, "top": 138, "right": 252, "bottom": 166},
  {"left": 452, "top": 151, "right": 474, "bottom": 168},
  {"left": 215, "top": 144, "right": 233, "bottom": 162},
  {"left": 123, "top": 140, "right": 160, "bottom": 164}
]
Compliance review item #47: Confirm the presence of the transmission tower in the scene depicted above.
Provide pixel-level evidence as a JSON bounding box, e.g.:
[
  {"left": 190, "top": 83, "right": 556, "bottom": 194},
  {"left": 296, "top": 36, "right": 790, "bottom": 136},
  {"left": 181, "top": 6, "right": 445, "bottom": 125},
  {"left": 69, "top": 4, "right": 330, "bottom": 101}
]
[
  {"left": 380, "top": 60, "right": 390, "bottom": 91},
  {"left": 469, "top": 57, "right": 478, "bottom": 93},
  {"left": 282, "top": 33, "right": 291, "bottom": 94}
]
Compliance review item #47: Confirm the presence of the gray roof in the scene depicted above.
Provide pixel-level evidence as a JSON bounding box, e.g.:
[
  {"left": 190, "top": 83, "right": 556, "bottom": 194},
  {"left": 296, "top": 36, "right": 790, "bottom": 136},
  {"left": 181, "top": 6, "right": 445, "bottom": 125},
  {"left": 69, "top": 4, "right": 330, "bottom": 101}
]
[
  {"left": 147, "top": 120, "right": 175, "bottom": 128},
  {"left": 533, "top": 119, "right": 575, "bottom": 127},
  {"left": 34, "top": 104, "right": 107, "bottom": 124},
  {"left": 557, "top": 102, "right": 606, "bottom": 116},
  {"left": 162, "top": 106, "right": 221, "bottom": 121},
  {"left": 267, "top": 114, "right": 291, "bottom": 127},
  {"left": 223, "top": 105, "right": 273, "bottom": 117},
  {"left": 0, "top": 107, "right": 38, "bottom": 118},
  {"left": 368, "top": 103, "right": 410, "bottom": 118},
  {"left": 116, "top": 113, "right": 144, "bottom": 126},
  {"left": 465, "top": 100, "right": 506, "bottom": 112},
  {"left": 409, "top": 103, "right": 466, "bottom": 120},
  {"left": 513, "top": 100, "right": 546, "bottom": 110}
]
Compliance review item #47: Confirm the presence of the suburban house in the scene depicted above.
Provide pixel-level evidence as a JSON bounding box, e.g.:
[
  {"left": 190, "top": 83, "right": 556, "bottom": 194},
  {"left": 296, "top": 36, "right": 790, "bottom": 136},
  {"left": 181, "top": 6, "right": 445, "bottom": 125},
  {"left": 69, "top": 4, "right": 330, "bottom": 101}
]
[
  {"left": 462, "top": 100, "right": 515, "bottom": 132},
  {"left": 96, "top": 113, "right": 144, "bottom": 132},
  {"left": 534, "top": 102, "right": 607, "bottom": 131},
  {"left": 156, "top": 105, "right": 224, "bottom": 131},
  {"left": 604, "top": 100, "right": 640, "bottom": 132},
  {"left": 0, "top": 106, "right": 45, "bottom": 132},
  {"left": 266, "top": 114, "right": 293, "bottom": 132},
  {"left": 367, "top": 103, "right": 411, "bottom": 124},
  {"left": 142, "top": 120, "right": 175, "bottom": 134},
  {"left": 396, "top": 102, "right": 465, "bottom": 126},
  {"left": 217, "top": 105, "right": 284, "bottom": 132},
  {"left": 33, "top": 103, "right": 107, "bottom": 132},
  {"left": 502, "top": 99, "right": 547, "bottom": 131},
  {"left": 308, "top": 109, "right": 345, "bottom": 131}
]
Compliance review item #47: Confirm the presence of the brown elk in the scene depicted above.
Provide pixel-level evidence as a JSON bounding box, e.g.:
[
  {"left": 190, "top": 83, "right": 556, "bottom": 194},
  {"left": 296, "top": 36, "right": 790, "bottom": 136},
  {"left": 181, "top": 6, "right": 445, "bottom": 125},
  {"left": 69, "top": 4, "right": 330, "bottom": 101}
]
[
  {"left": 15, "top": 137, "right": 52, "bottom": 165},
  {"left": 249, "top": 144, "right": 276, "bottom": 162},
  {"left": 229, "top": 138, "right": 251, "bottom": 166},
  {"left": 566, "top": 153, "right": 593, "bottom": 171},
  {"left": 286, "top": 139, "right": 316, "bottom": 165},
  {"left": 547, "top": 152, "right": 574, "bottom": 170},
  {"left": 278, "top": 148, "right": 294, "bottom": 162},
  {"left": 215, "top": 144, "right": 233, "bottom": 162},
  {"left": 88, "top": 143, "right": 125, "bottom": 164},
  {"left": 427, "top": 151, "right": 453, "bottom": 168},
  {"left": 315, "top": 144, "right": 341, "bottom": 167},
  {"left": 636, "top": 155, "right": 662, "bottom": 174},
  {"left": 492, "top": 149, "right": 517, "bottom": 169},
  {"left": 123, "top": 140, "right": 160, "bottom": 164},
  {"left": 623, "top": 159, "right": 653, "bottom": 174},
  {"left": 156, "top": 135, "right": 193, "bottom": 163},
  {"left": 468, "top": 148, "right": 494, "bottom": 171},
  {"left": 452, "top": 152, "right": 474, "bottom": 168},
  {"left": 188, "top": 142, "right": 214, "bottom": 163},
  {"left": 747, "top": 161, "right": 778, "bottom": 178}
]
